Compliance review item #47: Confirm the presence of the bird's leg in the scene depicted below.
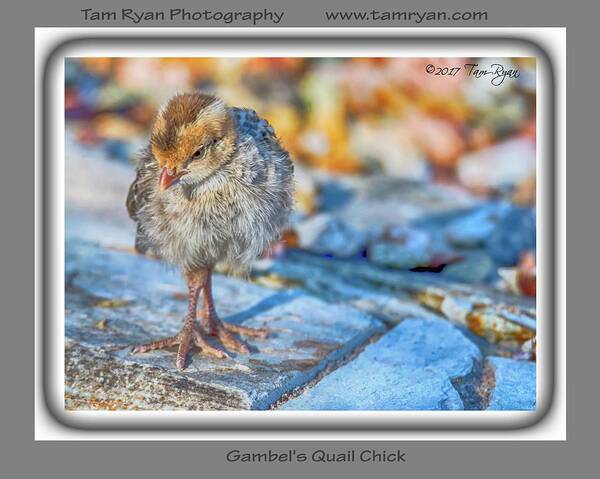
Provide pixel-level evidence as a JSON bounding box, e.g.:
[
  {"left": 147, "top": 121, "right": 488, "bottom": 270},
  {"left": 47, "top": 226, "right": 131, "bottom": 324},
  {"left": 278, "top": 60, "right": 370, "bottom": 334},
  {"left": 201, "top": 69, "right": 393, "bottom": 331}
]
[
  {"left": 132, "top": 270, "right": 227, "bottom": 369},
  {"left": 200, "top": 268, "right": 268, "bottom": 354}
]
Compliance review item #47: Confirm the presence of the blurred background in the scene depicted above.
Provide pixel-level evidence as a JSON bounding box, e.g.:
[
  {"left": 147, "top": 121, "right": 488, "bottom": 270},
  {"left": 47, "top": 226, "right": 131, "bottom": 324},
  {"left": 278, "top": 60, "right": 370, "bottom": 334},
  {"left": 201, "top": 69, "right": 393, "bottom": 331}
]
[{"left": 65, "top": 57, "right": 537, "bottom": 297}]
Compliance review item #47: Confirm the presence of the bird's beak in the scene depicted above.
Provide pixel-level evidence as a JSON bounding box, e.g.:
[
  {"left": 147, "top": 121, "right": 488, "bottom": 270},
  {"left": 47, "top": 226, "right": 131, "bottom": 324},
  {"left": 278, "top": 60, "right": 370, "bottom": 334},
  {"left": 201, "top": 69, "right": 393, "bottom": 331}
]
[{"left": 159, "top": 168, "right": 185, "bottom": 191}]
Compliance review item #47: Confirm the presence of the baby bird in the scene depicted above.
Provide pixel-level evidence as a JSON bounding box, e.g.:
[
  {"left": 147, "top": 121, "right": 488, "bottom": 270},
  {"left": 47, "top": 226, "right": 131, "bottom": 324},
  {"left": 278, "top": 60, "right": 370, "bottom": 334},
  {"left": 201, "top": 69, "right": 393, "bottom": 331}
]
[{"left": 126, "top": 92, "right": 294, "bottom": 369}]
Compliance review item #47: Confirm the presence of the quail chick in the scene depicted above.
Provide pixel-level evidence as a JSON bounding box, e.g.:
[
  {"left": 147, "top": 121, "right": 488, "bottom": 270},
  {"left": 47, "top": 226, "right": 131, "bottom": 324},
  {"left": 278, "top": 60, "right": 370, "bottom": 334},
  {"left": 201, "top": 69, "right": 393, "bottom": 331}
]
[{"left": 126, "top": 92, "right": 294, "bottom": 369}]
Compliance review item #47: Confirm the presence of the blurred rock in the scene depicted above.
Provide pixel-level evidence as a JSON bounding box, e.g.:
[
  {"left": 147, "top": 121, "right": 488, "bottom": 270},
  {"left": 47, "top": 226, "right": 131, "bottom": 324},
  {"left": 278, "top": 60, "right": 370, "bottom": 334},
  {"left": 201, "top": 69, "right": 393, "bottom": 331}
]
[
  {"left": 415, "top": 278, "right": 536, "bottom": 347},
  {"left": 463, "top": 306, "right": 535, "bottom": 347},
  {"left": 66, "top": 209, "right": 135, "bottom": 250},
  {"left": 387, "top": 58, "right": 470, "bottom": 99},
  {"left": 65, "top": 132, "right": 135, "bottom": 237},
  {"left": 254, "top": 257, "right": 439, "bottom": 326},
  {"left": 479, "top": 95, "right": 529, "bottom": 138},
  {"left": 103, "top": 138, "right": 130, "bottom": 160},
  {"left": 262, "top": 103, "right": 303, "bottom": 160},
  {"left": 512, "top": 174, "right": 536, "bottom": 206},
  {"left": 368, "top": 226, "right": 432, "bottom": 269},
  {"left": 498, "top": 250, "right": 536, "bottom": 298},
  {"left": 93, "top": 113, "right": 145, "bottom": 140},
  {"left": 113, "top": 58, "right": 192, "bottom": 100},
  {"left": 281, "top": 318, "right": 481, "bottom": 410},
  {"left": 515, "top": 58, "right": 537, "bottom": 93},
  {"left": 65, "top": 240, "right": 384, "bottom": 410},
  {"left": 441, "top": 251, "right": 496, "bottom": 283},
  {"left": 485, "top": 207, "right": 536, "bottom": 266},
  {"left": 66, "top": 56, "right": 536, "bottom": 196},
  {"left": 458, "top": 137, "right": 536, "bottom": 192},
  {"left": 317, "top": 174, "right": 476, "bottom": 238},
  {"left": 465, "top": 64, "right": 529, "bottom": 138},
  {"left": 518, "top": 336, "right": 536, "bottom": 362},
  {"left": 516, "top": 250, "right": 537, "bottom": 297},
  {"left": 294, "top": 213, "right": 368, "bottom": 258},
  {"left": 350, "top": 120, "right": 428, "bottom": 179},
  {"left": 298, "top": 65, "right": 362, "bottom": 173},
  {"left": 316, "top": 178, "right": 355, "bottom": 212},
  {"left": 407, "top": 113, "right": 466, "bottom": 170},
  {"left": 485, "top": 357, "right": 536, "bottom": 410},
  {"left": 65, "top": 89, "right": 95, "bottom": 120},
  {"left": 340, "top": 60, "right": 390, "bottom": 115},
  {"left": 464, "top": 59, "right": 521, "bottom": 106},
  {"left": 102, "top": 139, "right": 139, "bottom": 163},
  {"left": 259, "top": 250, "right": 535, "bottom": 348},
  {"left": 78, "top": 58, "right": 113, "bottom": 77},
  {"left": 497, "top": 266, "right": 519, "bottom": 295},
  {"left": 445, "top": 203, "right": 511, "bottom": 248}
]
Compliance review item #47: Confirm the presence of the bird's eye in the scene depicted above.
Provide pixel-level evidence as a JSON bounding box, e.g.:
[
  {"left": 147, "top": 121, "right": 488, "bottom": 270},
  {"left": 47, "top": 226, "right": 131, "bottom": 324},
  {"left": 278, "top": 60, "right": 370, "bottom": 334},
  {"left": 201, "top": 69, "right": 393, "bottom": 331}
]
[{"left": 192, "top": 147, "right": 204, "bottom": 159}]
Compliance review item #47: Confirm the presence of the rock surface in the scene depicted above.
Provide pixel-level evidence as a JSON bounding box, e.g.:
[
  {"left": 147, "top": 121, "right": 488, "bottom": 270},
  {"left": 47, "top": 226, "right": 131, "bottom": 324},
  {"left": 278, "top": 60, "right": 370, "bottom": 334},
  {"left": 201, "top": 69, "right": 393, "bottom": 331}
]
[
  {"left": 316, "top": 174, "right": 475, "bottom": 238},
  {"left": 280, "top": 318, "right": 481, "bottom": 410},
  {"left": 441, "top": 251, "right": 496, "bottom": 284},
  {"left": 294, "top": 213, "right": 368, "bottom": 258},
  {"left": 485, "top": 356, "right": 536, "bottom": 410},
  {"left": 367, "top": 226, "right": 433, "bottom": 269},
  {"left": 65, "top": 240, "right": 384, "bottom": 410},
  {"left": 444, "top": 203, "right": 511, "bottom": 248},
  {"left": 64, "top": 137, "right": 537, "bottom": 412},
  {"left": 255, "top": 250, "right": 536, "bottom": 348},
  {"left": 485, "top": 207, "right": 536, "bottom": 266},
  {"left": 457, "top": 137, "right": 536, "bottom": 191}
]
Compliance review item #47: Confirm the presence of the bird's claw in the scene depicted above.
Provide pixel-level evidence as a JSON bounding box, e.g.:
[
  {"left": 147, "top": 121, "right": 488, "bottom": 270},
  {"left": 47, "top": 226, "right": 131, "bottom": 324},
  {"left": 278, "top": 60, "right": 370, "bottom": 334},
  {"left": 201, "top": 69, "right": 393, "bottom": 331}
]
[
  {"left": 131, "top": 318, "right": 268, "bottom": 369},
  {"left": 194, "top": 330, "right": 229, "bottom": 359},
  {"left": 207, "top": 319, "right": 269, "bottom": 354},
  {"left": 131, "top": 324, "right": 229, "bottom": 370},
  {"left": 224, "top": 322, "right": 269, "bottom": 339}
]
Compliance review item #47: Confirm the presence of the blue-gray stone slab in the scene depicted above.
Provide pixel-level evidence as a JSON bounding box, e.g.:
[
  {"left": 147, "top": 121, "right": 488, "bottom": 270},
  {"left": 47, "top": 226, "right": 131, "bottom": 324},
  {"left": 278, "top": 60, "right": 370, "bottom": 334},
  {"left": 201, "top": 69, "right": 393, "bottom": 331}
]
[
  {"left": 444, "top": 203, "right": 511, "bottom": 248},
  {"left": 486, "top": 356, "right": 536, "bottom": 411},
  {"left": 485, "top": 207, "right": 536, "bottom": 266},
  {"left": 65, "top": 240, "right": 384, "bottom": 410},
  {"left": 281, "top": 318, "right": 481, "bottom": 410},
  {"left": 254, "top": 255, "right": 439, "bottom": 325},
  {"left": 256, "top": 251, "right": 536, "bottom": 334}
]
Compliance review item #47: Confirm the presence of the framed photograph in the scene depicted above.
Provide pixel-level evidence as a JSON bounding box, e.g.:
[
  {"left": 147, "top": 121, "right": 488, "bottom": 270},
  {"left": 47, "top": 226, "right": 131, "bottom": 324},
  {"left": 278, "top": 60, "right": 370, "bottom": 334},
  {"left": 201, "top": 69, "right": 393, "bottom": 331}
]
[{"left": 35, "top": 28, "right": 565, "bottom": 439}]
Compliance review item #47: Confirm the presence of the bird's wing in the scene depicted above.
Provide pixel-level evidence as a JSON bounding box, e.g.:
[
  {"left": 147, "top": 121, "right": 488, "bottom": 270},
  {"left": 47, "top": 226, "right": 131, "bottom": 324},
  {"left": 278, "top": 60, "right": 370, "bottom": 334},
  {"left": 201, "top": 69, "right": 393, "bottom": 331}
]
[
  {"left": 229, "top": 106, "right": 294, "bottom": 192},
  {"left": 126, "top": 147, "right": 158, "bottom": 254},
  {"left": 126, "top": 146, "right": 155, "bottom": 221},
  {"left": 229, "top": 107, "right": 278, "bottom": 147}
]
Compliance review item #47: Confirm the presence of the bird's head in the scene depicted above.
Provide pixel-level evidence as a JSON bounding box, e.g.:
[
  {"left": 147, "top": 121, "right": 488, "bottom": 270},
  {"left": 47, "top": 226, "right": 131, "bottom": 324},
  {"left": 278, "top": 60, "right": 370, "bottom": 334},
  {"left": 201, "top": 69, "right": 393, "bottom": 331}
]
[{"left": 150, "top": 92, "right": 237, "bottom": 191}]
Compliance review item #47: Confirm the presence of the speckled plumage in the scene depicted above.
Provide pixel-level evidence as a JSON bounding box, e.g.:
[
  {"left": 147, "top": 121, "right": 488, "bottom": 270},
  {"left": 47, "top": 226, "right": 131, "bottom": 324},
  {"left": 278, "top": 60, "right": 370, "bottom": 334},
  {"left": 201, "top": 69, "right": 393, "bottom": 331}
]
[
  {"left": 127, "top": 97, "right": 294, "bottom": 275},
  {"left": 126, "top": 93, "right": 294, "bottom": 369}
]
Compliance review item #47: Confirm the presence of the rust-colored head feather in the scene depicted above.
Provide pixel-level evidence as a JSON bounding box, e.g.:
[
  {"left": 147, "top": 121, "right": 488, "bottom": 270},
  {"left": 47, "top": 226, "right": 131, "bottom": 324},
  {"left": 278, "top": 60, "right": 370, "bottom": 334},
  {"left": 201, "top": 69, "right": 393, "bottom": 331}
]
[{"left": 150, "top": 92, "right": 233, "bottom": 172}]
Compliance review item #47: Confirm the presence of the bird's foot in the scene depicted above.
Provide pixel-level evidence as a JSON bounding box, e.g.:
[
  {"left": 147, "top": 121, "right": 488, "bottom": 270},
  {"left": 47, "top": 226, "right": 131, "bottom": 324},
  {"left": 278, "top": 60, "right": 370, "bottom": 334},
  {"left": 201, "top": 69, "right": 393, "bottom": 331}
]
[
  {"left": 132, "top": 320, "right": 228, "bottom": 370},
  {"left": 206, "top": 319, "right": 269, "bottom": 355}
]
